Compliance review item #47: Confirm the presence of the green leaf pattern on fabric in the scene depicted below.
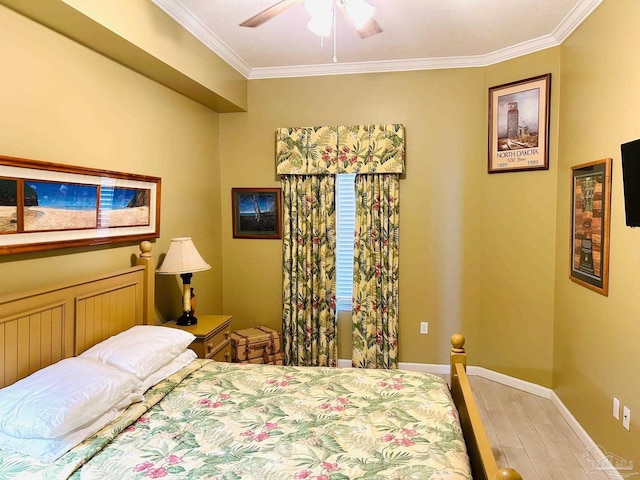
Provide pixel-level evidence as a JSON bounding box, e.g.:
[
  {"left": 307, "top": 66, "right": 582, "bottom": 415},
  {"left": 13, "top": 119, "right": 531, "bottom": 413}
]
[
  {"left": 276, "top": 125, "right": 405, "bottom": 175},
  {"left": 0, "top": 361, "right": 471, "bottom": 479},
  {"left": 281, "top": 175, "right": 337, "bottom": 367},
  {"left": 352, "top": 174, "right": 400, "bottom": 369}
]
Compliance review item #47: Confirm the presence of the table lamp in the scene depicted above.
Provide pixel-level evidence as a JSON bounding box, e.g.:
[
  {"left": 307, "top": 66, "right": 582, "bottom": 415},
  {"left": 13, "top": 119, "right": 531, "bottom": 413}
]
[{"left": 157, "top": 237, "right": 211, "bottom": 326}]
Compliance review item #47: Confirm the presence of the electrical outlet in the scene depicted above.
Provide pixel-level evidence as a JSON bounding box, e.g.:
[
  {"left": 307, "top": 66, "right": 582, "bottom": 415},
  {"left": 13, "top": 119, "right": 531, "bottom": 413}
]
[
  {"left": 613, "top": 397, "right": 620, "bottom": 420},
  {"left": 420, "top": 322, "right": 428, "bottom": 334},
  {"left": 623, "top": 406, "right": 631, "bottom": 431}
]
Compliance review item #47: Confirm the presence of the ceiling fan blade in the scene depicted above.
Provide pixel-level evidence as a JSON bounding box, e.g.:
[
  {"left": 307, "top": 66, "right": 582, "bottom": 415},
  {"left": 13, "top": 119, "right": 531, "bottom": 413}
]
[
  {"left": 239, "top": 0, "right": 302, "bottom": 28},
  {"left": 357, "top": 18, "right": 382, "bottom": 38}
]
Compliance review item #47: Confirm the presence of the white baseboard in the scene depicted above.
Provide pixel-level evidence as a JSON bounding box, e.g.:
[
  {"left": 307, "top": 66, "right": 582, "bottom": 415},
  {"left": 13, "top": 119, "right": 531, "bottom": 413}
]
[
  {"left": 549, "top": 392, "right": 626, "bottom": 480},
  {"left": 338, "top": 358, "right": 625, "bottom": 480},
  {"left": 398, "top": 361, "right": 450, "bottom": 375},
  {"left": 467, "top": 366, "right": 553, "bottom": 398}
]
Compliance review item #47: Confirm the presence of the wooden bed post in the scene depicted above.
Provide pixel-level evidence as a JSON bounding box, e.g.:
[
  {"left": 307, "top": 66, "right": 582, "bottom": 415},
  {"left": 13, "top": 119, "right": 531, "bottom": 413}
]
[
  {"left": 450, "top": 334, "right": 522, "bottom": 480},
  {"left": 450, "top": 333, "right": 466, "bottom": 390},
  {"left": 136, "top": 241, "right": 156, "bottom": 325}
]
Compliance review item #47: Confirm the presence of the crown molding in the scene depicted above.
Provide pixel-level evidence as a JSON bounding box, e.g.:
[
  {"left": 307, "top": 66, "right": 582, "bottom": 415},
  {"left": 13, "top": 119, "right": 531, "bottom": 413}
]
[
  {"left": 248, "top": 34, "right": 561, "bottom": 79},
  {"left": 151, "top": 0, "right": 252, "bottom": 78},
  {"left": 553, "top": 0, "right": 603, "bottom": 43},
  {"left": 153, "top": 0, "right": 603, "bottom": 80}
]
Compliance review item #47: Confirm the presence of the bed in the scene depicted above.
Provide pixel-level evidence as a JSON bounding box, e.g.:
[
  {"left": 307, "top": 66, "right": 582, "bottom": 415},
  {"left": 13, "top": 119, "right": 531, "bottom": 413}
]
[{"left": 0, "top": 242, "right": 521, "bottom": 480}]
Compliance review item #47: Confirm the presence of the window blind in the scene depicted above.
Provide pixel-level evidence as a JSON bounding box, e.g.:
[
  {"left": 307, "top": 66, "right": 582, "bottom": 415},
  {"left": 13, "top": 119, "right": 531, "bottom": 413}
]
[{"left": 336, "top": 174, "right": 356, "bottom": 311}]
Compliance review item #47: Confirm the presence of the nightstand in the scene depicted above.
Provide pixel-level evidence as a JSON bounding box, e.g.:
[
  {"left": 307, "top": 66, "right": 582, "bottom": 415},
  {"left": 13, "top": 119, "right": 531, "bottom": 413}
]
[{"left": 165, "top": 314, "right": 233, "bottom": 361}]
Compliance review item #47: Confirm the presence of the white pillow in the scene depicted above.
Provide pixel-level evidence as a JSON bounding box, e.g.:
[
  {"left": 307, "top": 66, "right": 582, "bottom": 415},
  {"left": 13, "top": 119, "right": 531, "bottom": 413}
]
[
  {"left": 0, "top": 394, "right": 137, "bottom": 461},
  {"left": 0, "top": 358, "right": 142, "bottom": 439},
  {"left": 80, "top": 325, "right": 195, "bottom": 380},
  {"left": 140, "top": 348, "right": 197, "bottom": 392}
]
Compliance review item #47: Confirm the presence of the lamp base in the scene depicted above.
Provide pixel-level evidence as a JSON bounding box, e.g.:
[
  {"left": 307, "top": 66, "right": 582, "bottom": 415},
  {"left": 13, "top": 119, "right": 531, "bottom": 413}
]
[{"left": 176, "top": 311, "right": 198, "bottom": 326}]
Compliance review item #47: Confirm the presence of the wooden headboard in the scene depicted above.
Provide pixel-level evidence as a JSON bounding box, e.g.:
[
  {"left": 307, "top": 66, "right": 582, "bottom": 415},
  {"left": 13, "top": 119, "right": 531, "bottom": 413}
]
[{"left": 0, "top": 242, "right": 156, "bottom": 388}]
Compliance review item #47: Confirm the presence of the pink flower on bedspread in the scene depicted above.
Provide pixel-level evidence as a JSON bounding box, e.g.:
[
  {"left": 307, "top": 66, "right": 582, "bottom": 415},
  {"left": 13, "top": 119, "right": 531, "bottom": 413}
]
[
  {"left": 321, "top": 462, "right": 339, "bottom": 472},
  {"left": 394, "top": 437, "right": 415, "bottom": 447},
  {"left": 146, "top": 467, "right": 168, "bottom": 478},
  {"left": 377, "top": 377, "right": 405, "bottom": 390},
  {"left": 294, "top": 470, "right": 313, "bottom": 479},
  {"left": 381, "top": 434, "right": 395, "bottom": 442},
  {"left": 137, "top": 417, "right": 150, "bottom": 423},
  {"left": 241, "top": 422, "right": 278, "bottom": 442},
  {"left": 401, "top": 428, "right": 417, "bottom": 437},
  {"left": 319, "top": 397, "right": 350, "bottom": 412},
  {"left": 267, "top": 375, "right": 294, "bottom": 387},
  {"left": 134, "top": 461, "right": 154, "bottom": 472},
  {"left": 166, "top": 455, "right": 182, "bottom": 465},
  {"left": 199, "top": 394, "right": 228, "bottom": 408}
]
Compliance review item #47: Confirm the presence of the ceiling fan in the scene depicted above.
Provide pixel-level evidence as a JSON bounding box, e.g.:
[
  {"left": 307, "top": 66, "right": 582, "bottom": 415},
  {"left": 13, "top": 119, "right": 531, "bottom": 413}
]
[{"left": 239, "top": 0, "right": 382, "bottom": 39}]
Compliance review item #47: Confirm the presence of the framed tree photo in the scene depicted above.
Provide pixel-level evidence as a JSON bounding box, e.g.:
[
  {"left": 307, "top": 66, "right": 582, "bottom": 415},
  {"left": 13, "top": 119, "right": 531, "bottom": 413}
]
[
  {"left": 570, "top": 158, "right": 612, "bottom": 296},
  {"left": 231, "top": 188, "right": 282, "bottom": 239},
  {"left": 488, "top": 73, "right": 551, "bottom": 173}
]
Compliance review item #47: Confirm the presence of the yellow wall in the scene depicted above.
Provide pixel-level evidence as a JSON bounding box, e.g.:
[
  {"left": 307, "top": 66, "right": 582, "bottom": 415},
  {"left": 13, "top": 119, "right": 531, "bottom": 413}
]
[
  {"left": 0, "top": 0, "right": 247, "bottom": 112},
  {"left": 0, "top": 5, "right": 224, "bottom": 321},
  {"left": 478, "top": 49, "right": 561, "bottom": 387},
  {"left": 555, "top": 0, "right": 640, "bottom": 466},
  {"left": 3, "top": 0, "right": 639, "bottom": 467},
  {"left": 219, "top": 53, "right": 560, "bottom": 376},
  {"left": 220, "top": 70, "right": 487, "bottom": 361}
]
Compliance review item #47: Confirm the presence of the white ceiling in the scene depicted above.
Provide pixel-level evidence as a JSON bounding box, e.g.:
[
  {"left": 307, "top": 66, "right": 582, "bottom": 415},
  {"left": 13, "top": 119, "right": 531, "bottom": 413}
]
[{"left": 152, "top": 0, "right": 602, "bottom": 79}]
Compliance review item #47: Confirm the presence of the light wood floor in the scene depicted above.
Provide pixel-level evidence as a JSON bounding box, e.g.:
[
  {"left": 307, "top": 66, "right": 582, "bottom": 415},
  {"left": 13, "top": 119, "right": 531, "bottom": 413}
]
[{"left": 468, "top": 375, "right": 615, "bottom": 480}]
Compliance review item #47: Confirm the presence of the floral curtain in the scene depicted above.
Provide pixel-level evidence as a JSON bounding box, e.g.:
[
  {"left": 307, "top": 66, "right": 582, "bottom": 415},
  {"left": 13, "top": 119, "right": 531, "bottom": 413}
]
[
  {"left": 352, "top": 174, "right": 400, "bottom": 369},
  {"left": 278, "top": 124, "right": 403, "bottom": 369},
  {"left": 276, "top": 124, "right": 405, "bottom": 175},
  {"left": 281, "top": 174, "right": 337, "bottom": 367}
]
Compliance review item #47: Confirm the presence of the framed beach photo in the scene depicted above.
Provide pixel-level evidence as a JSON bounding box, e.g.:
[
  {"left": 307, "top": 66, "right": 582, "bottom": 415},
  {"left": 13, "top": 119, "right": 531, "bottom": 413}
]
[
  {"left": 570, "top": 158, "right": 612, "bottom": 296},
  {"left": 488, "top": 73, "right": 551, "bottom": 173},
  {"left": 0, "top": 155, "right": 160, "bottom": 255},
  {"left": 232, "top": 188, "right": 282, "bottom": 239}
]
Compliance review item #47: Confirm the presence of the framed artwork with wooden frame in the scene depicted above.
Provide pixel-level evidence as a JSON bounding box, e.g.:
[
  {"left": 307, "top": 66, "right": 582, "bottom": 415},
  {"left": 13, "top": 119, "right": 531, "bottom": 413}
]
[
  {"left": 0, "top": 155, "right": 161, "bottom": 255},
  {"left": 232, "top": 187, "right": 282, "bottom": 239},
  {"left": 488, "top": 73, "right": 551, "bottom": 173},
  {"left": 570, "top": 158, "right": 612, "bottom": 296}
]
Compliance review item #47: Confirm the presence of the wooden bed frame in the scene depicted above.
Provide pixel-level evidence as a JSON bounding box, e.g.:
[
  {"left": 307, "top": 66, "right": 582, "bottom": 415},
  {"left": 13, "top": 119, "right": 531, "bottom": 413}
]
[{"left": 0, "top": 242, "right": 521, "bottom": 480}]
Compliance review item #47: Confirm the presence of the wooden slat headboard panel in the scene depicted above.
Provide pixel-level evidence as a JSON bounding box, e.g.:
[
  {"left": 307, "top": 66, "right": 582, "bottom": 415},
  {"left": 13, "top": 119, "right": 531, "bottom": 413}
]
[
  {"left": 75, "top": 279, "right": 143, "bottom": 355},
  {"left": 0, "top": 243, "right": 156, "bottom": 388},
  {"left": 0, "top": 304, "right": 69, "bottom": 387}
]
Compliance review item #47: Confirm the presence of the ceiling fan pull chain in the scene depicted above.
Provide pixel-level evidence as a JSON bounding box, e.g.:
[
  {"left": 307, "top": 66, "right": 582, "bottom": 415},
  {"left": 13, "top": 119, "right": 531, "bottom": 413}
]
[{"left": 332, "top": 7, "right": 337, "bottom": 63}]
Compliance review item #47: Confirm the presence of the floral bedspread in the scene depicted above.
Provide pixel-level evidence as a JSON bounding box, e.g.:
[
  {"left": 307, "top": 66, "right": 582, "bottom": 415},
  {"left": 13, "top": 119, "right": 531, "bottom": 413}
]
[{"left": 0, "top": 360, "right": 471, "bottom": 479}]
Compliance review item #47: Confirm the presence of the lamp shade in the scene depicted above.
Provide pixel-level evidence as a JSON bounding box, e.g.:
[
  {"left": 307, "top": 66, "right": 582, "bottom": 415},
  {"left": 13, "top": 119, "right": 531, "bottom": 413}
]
[{"left": 157, "top": 237, "right": 211, "bottom": 274}]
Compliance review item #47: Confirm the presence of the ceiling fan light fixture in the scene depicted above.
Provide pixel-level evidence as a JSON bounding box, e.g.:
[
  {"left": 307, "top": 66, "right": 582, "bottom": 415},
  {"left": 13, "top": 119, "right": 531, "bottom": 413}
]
[
  {"left": 344, "top": 0, "right": 375, "bottom": 29},
  {"left": 304, "top": 0, "right": 333, "bottom": 18},
  {"left": 307, "top": 10, "right": 333, "bottom": 37}
]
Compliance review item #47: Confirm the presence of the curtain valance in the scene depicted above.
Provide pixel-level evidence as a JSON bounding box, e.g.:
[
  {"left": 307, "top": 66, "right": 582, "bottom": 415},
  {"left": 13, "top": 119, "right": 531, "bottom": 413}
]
[{"left": 276, "top": 124, "right": 405, "bottom": 175}]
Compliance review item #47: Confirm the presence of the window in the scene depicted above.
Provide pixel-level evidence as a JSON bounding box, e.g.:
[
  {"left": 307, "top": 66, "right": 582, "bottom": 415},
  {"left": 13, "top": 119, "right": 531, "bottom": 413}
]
[{"left": 336, "top": 174, "right": 356, "bottom": 311}]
